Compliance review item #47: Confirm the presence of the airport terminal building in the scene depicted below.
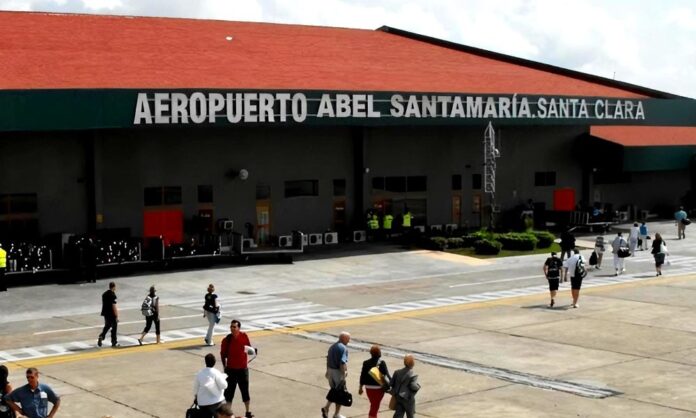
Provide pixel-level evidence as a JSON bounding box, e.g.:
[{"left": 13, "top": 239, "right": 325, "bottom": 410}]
[{"left": 1, "top": 11, "right": 696, "bottom": 248}]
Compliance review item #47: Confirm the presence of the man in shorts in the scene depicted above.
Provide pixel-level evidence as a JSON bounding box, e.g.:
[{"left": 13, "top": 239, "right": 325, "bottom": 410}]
[
  {"left": 563, "top": 248, "right": 586, "bottom": 308},
  {"left": 543, "top": 252, "right": 562, "bottom": 308},
  {"left": 321, "top": 331, "right": 350, "bottom": 418}
]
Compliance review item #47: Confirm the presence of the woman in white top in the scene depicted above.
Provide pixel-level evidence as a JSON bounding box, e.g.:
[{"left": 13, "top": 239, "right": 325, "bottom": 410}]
[{"left": 194, "top": 354, "right": 229, "bottom": 418}]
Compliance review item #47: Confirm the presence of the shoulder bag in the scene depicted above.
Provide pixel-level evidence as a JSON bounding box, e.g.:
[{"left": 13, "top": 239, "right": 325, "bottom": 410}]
[
  {"left": 185, "top": 400, "right": 200, "bottom": 418},
  {"left": 326, "top": 387, "right": 353, "bottom": 407}
]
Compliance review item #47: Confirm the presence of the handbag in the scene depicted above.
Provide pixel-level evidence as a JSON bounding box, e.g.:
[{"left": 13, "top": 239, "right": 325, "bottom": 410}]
[
  {"left": 185, "top": 401, "right": 200, "bottom": 418},
  {"left": 326, "top": 387, "right": 353, "bottom": 407},
  {"left": 617, "top": 247, "right": 631, "bottom": 258},
  {"left": 681, "top": 218, "right": 691, "bottom": 225},
  {"left": 368, "top": 366, "right": 385, "bottom": 386},
  {"left": 388, "top": 394, "right": 397, "bottom": 410}
]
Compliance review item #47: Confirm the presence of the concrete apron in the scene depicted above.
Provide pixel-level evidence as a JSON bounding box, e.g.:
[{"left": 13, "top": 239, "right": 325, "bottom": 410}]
[{"left": 5, "top": 273, "right": 696, "bottom": 418}]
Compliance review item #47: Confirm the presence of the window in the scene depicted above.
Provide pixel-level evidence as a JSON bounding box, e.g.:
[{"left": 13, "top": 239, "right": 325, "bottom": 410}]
[
  {"left": 333, "top": 179, "right": 346, "bottom": 197},
  {"left": 144, "top": 186, "right": 182, "bottom": 206},
  {"left": 407, "top": 176, "right": 427, "bottom": 192},
  {"left": 0, "top": 193, "right": 39, "bottom": 240},
  {"left": 385, "top": 176, "right": 406, "bottom": 193},
  {"left": 197, "top": 185, "right": 213, "bottom": 203},
  {"left": 452, "top": 175, "right": 462, "bottom": 191},
  {"left": 0, "top": 193, "right": 37, "bottom": 215},
  {"left": 534, "top": 172, "right": 556, "bottom": 187},
  {"left": 372, "top": 176, "right": 427, "bottom": 193},
  {"left": 372, "top": 177, "right": 385, "bottom": 191},
  {"left": 285, "top": 180, "right": 318, "bottom": 197},
  {"left": 472, "top": 174, "right": 482, "bottom": 190}
]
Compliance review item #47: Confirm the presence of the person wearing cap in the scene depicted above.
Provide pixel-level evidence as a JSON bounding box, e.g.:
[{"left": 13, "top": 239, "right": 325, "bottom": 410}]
[
  {"left": 543, "top": 252, "right": 562, "bottom": 308},
  {"left": 220, "top": 319, "right": 255, "bottom": 418}
]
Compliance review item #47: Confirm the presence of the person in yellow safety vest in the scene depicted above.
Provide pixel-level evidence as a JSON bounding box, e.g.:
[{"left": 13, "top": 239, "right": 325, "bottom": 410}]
[
  {"left": 365, "top": 211, "right": 379, "bottom": 241},
  {"left": 383, "top": 213, "right": 394, "bottom": 239},
  {"left": 0, "top": 243, "right": 6, "bottom": 292},
  {"left": 402, "top": 210, "right": 412, "bottom": 229},
  {"left": 369, "top": 213, "right": 380, "bottom": 230}
]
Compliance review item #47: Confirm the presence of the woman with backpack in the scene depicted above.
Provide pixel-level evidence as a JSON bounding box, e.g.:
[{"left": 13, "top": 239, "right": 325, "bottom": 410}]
[{"left": 137, "top": 285, "right": 161, "bottom": 345}]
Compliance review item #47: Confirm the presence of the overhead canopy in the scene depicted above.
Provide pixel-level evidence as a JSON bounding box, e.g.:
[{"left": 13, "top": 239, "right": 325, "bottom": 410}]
[
  {"left": 587, "top": 126, "right": 696, "bottom": 172},
  {"left": 590, "top": 126, "right": 696, "bottom": 146}
]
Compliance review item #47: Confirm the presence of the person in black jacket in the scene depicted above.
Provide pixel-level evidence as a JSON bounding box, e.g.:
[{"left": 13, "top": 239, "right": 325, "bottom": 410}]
[{"left": 358, "top": 345, "right": 391, "bottom": 418}]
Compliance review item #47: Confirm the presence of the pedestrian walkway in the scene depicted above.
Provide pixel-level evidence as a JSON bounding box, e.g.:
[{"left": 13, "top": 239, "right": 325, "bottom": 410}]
[{"left": 3, "top": 263, "right": 690, "bottom": 365}]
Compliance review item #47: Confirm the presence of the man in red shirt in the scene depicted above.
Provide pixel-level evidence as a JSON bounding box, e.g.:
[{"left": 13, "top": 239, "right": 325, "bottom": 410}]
[{"left": 220, "top": 319, "right": 254, "bottom": 418}]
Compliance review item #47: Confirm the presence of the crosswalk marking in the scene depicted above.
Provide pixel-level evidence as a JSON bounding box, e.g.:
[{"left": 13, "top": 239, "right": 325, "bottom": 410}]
[{"left": 2, "top": 268, "right": 695, "bottom": 364}]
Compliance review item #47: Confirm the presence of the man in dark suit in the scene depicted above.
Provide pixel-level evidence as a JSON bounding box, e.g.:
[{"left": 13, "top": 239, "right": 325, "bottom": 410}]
[{"left": 390, "top": 354, "right": 421, "bottom": 418}]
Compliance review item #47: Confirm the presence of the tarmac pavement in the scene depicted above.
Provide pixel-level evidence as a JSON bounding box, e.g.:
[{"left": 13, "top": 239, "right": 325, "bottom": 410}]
[{"left": 2, "top": 220, "right": 696, "bottom": 417}]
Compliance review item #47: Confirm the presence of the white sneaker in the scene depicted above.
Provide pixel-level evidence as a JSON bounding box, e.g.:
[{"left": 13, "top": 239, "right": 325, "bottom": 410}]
[{"left": 333, "top": 415, "right": 346, "bottom": 418}]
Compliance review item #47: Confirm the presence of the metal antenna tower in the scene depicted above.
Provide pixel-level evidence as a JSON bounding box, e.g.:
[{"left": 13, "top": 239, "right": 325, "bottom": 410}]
[{"left": 483, "top": 122, "right": 501, "bottom": 226}]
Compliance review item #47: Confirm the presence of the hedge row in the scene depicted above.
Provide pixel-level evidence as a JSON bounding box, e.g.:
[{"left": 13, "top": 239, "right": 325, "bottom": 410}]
[{"left": 424, "top": 230, "right": 555, "bottom": 255}]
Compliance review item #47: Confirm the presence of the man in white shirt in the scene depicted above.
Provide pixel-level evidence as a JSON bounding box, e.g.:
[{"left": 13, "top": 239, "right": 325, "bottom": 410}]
[
  {"left": 563, "top": 248, "right": 586, "bottom": 308},
  {"left": 194, "top": 354, "right": 229, "bottom": 418},
  {"left": 611, "top": 232, "right": 628, "bottom": 275}
]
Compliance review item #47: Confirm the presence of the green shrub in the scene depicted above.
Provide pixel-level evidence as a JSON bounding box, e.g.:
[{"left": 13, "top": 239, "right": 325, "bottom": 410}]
[
  {"left": 429, "top": 236, "right": 448, "bottom": 251},
  {"left": 473, "top": 239, "right": 502, "bottom": 255},
  {"left": 496, "top": 232, "right": 538, "bottom": 251},
  {"left": 446, "top": 237, "right": 464, "bottom": 248},
  {"left": 532, "top": 230, "right": 555, "bottom": 248},
  {"left": 461, "top": 230, "right": 493, "bottom": 247}
]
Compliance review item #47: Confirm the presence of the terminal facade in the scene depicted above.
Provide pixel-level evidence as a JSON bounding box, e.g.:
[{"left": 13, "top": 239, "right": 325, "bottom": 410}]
[{"left": 1, "top": 12, "right": 695, "bottom": 246}]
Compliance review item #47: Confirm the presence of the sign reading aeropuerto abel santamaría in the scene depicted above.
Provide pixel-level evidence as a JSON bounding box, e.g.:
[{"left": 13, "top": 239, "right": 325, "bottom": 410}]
[
  {"left": 133, "top": 92, "right": 649, "bottom": 125},
  {"left": 0, "top": 89, "right": 694, "bottom": 132}
]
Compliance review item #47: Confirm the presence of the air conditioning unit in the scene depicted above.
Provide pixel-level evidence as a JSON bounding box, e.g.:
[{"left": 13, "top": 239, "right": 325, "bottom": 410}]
[
  {"left": 353, "top": 230, "right": 366, "bottom": 242},
  {"left": 242, "top": 238, "right": 257, "bottom": 249},
  {"left": 309, "top": 233, "right": 323, "bottom": 245},
  {"left": 445, "top": 224, "right": 458, "bottom": 233},
  {"left": 222, "top": 220, "right": 234, "bottom": 231},
  {"left": 301, "top": 234, "right": 309, "bottom": 246},
  {"left": 324, "top": 232, "right": 338, "bottom": 244},
  {"left": 430, "top": 224, "right": 443, "bottom": 232},
  {"left": 278, "top": 235, "right": 293, "bottom": 247},
  {"left": 414, "top": 225, "right": 425, "bottom": 233}
]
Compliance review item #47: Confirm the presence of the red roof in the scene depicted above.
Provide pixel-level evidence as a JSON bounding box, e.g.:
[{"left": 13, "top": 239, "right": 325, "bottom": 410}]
[
  {"left": 590, "top": 126, "right": 696, "bottom": 146},
  {"left": 0, "top": 11, "right": 652, "bottom": 97}
]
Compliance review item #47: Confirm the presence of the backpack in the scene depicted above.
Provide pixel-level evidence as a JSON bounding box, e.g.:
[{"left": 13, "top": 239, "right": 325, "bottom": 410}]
[
  {"left": 546, "top": 257, "right": 561, "bottom": 277},
  {"left": 574, "top": 257, "right": 587, "bottom": 279},
  {"left": 589, "top": 251, "right": 598, "bottom": 266},
  {"left": 141, "top": 295, "right": 154, "bottom": 317}
]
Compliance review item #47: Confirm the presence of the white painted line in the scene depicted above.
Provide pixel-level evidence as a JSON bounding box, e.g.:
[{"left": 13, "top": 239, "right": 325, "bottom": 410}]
[{"left": 449, "top": 275, "right": 542, "bottom": 288}]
